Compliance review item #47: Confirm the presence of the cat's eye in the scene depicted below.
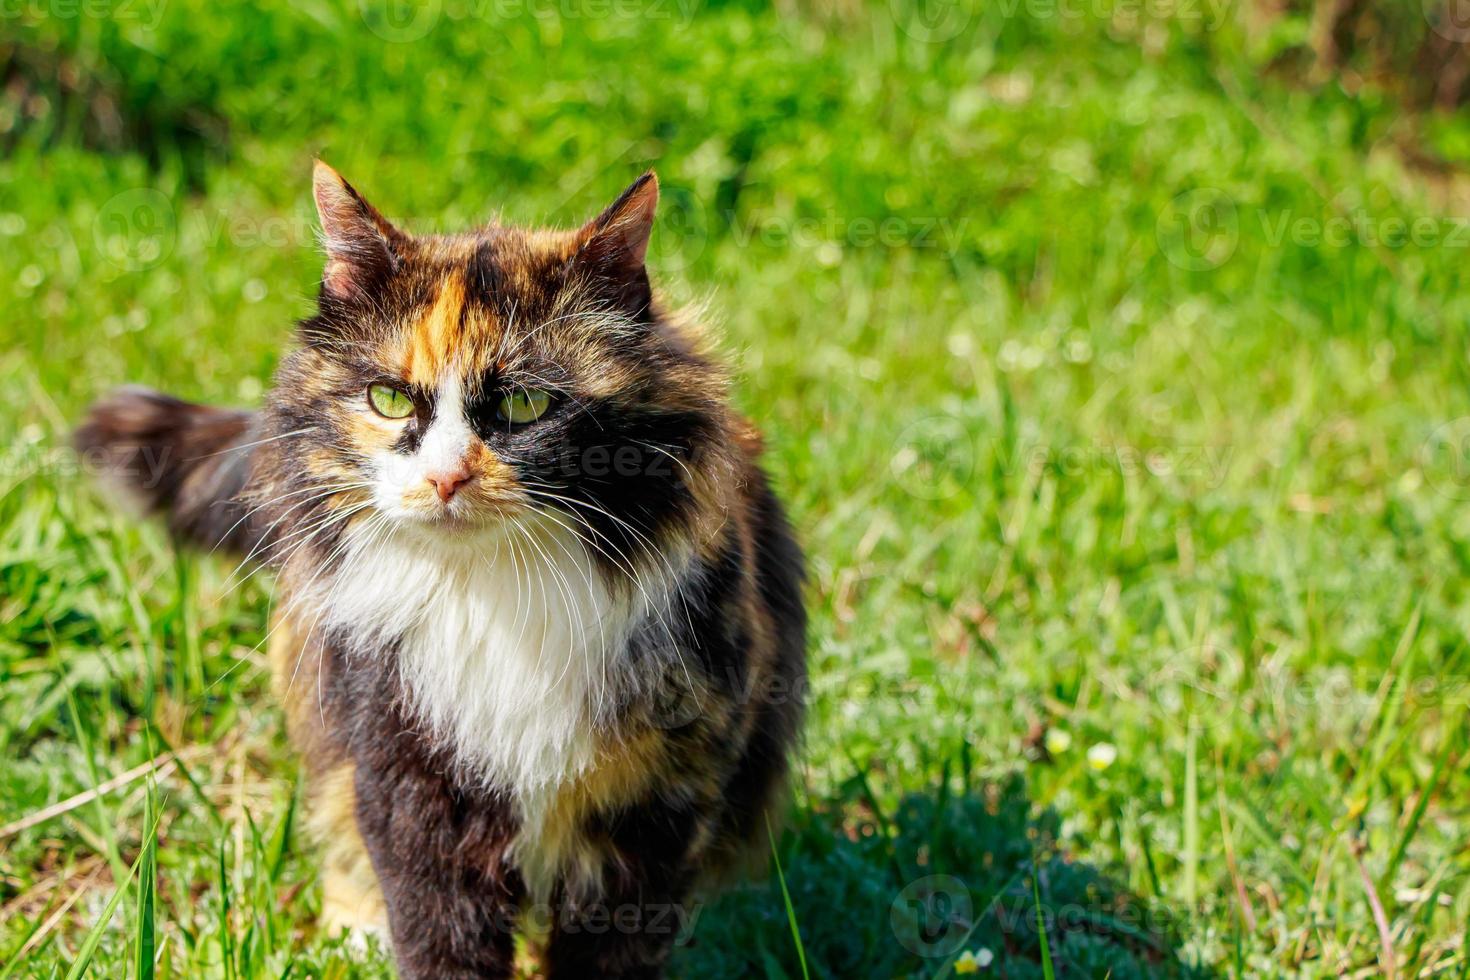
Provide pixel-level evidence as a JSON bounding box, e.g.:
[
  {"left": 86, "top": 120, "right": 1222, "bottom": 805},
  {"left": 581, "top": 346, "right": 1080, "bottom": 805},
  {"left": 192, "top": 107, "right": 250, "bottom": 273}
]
[
  {"left": 497, "top": 388, "right": 552, "bottom": 424},
  {"left": 367, "top": 384, "right": 414, "bottom": 419}
]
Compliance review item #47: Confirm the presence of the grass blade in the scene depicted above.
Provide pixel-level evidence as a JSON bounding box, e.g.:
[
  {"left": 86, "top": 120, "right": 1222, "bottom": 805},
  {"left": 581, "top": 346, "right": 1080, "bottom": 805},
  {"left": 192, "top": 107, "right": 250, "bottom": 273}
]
[
  {"left": 1033, "top": 867, "right": 1055, "bottom": 980},
  {"left": 765, "top": 813, "right": 810, "bottom": 980},
  {"left": 1382, "top": 710, "right": 1459, "bottom": 897},
  {"left": 63, "top": 805, "right": 163, "bottom": 980},
  {"left": 218, "top": 838, "right": 236, "bottom": 980},
  {"left": 1184, "top": 716, "right": 1199, "bottom": 908},
  {"left": 64, "top": 690, "right": 126, "bottom": 888},
  {"left": 133, "top": 776, "right": 158, "bottom": 980}
]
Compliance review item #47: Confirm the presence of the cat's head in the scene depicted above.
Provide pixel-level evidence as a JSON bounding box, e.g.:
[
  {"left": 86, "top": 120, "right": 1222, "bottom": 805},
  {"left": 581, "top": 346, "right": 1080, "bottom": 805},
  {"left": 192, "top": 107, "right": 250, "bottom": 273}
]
[{"left": 259, "top": 162, "right": 736, "bottom": 569}]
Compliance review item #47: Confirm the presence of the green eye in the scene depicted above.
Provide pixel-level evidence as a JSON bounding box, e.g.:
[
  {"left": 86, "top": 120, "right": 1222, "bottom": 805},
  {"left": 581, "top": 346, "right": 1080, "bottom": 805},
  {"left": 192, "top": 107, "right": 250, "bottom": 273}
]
[
  {"left": 367, "top": 384, "right": 414, "bottom": 419},
  {"left": 497, "top": 388, "right": 552, "bottom": 424}
]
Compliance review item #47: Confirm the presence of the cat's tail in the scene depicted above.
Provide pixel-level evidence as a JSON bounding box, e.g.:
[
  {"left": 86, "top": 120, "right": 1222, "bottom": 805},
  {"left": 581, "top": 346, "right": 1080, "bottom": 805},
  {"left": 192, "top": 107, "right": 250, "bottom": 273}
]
[{"left": 75, "top": 386, "right": 261, "bottom": 554}]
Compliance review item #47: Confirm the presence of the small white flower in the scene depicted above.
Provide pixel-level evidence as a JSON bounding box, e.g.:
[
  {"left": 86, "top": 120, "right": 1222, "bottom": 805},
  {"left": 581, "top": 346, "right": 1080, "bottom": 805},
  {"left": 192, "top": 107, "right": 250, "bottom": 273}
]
[
  {"left": 1087, "top": 742, "right": 1118, "bottom": 771},
  {"left": 954, "top": 948, "right": 995, "bottom": 973},
  {"left": 1044, "top": 728, "right": 1072, "bottom": 755}
]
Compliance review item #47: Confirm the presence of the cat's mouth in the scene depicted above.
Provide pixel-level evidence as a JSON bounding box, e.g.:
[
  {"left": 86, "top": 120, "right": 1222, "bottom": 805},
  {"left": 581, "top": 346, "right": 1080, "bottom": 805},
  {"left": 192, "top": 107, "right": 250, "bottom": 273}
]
[{"left": 395, "top": 492, "right": 528, "bottom": 532}]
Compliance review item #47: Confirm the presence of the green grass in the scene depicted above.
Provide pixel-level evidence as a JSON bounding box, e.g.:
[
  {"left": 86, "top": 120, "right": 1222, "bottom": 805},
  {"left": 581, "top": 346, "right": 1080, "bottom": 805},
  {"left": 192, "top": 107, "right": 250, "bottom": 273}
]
[{"left": 4, "top": 0, "right": 1470, "bottom": 975}]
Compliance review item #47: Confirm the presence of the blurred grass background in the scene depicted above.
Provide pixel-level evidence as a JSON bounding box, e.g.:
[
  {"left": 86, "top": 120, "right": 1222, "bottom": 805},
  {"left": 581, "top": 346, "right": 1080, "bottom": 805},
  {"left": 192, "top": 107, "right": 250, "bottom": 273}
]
[{"left": 4, "top": 0, "right": 1470, "bottom": 975}]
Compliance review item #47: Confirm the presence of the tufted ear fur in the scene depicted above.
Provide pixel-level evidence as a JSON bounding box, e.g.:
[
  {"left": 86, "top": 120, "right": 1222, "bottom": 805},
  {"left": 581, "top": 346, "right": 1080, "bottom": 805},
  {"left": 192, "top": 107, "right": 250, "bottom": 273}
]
[
  {"left": 312, "top": 160, "right": 405, "bottom": 302},
  {"left": 571, "top": 171, "right": 658, "bottom": 315}
]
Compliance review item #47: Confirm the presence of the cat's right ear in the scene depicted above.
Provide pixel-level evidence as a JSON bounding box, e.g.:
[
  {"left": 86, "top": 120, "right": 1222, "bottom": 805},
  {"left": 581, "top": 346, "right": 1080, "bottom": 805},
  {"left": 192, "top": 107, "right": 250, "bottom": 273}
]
[{"left": 312, "top": 160, "right": 402, "bottom": 302}]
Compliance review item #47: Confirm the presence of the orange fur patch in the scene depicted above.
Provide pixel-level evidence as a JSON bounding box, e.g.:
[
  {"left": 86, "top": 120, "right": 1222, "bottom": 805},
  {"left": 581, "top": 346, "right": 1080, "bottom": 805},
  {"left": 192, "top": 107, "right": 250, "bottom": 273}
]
[
  {"left": 403, "top": 273, "right": 467, "bottom": 387},
  {"left": 315, "top": 763, "right": 388, "bottom": 935}
]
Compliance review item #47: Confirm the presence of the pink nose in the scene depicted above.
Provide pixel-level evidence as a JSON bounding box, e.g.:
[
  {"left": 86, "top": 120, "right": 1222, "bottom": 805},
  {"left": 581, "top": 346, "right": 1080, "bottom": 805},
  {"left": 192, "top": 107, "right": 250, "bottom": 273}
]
[{"left": 426, "top": 468, "right": 471, "bottom": 503}]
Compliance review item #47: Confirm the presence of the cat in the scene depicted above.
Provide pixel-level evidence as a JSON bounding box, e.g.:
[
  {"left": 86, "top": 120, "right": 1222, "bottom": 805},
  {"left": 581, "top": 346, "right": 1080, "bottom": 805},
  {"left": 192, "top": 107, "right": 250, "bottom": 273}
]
[{"left": 76, "top": 162, "right": 807, "bottom": 979}]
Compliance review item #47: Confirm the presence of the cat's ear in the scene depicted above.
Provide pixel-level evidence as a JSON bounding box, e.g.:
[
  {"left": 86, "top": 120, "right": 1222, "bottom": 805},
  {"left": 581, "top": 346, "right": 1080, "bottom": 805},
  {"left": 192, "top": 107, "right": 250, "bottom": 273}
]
[
  {"left": 571, "top": 172, "right": 657, "bottom": 313},
  {"left": 312, "top": 160, "right": 402, "bottom": 302}
]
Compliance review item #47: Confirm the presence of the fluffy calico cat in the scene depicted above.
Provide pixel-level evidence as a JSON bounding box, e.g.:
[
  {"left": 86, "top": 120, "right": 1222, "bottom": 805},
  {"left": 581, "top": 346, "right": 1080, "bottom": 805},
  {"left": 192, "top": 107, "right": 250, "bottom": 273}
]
[{"left": 76, "top": 162, "right": 806, "bottom": 979}]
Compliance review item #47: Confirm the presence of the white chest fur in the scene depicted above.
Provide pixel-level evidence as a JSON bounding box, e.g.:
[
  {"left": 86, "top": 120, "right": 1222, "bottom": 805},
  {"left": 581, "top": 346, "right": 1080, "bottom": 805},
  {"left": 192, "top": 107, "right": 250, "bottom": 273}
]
[
  {"left": 325, "top": 516, "right": 639, "bottom": 792},
  {"left": 318, "top": 515, "right": 677, "bottom": 899}
]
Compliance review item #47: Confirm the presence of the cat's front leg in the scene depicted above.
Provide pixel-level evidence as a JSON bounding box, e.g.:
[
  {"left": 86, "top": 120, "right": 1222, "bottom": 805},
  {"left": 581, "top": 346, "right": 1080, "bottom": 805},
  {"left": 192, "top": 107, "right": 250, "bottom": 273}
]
[
  {"left": 351, "top": 758, "right": 522, "bottom": 979},
  {"left": 543, "top": 880, "right": 696, "bottom": 980},
  {"left": 541, "top": 798, "right": 707, "bottom": 980}
]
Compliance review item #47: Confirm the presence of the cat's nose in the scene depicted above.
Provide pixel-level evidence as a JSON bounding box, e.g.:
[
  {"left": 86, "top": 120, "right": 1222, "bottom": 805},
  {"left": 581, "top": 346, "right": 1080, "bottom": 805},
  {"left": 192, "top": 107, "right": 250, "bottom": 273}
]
[{"left": 426, "top": 467, "right": 471, "bottom": 503}]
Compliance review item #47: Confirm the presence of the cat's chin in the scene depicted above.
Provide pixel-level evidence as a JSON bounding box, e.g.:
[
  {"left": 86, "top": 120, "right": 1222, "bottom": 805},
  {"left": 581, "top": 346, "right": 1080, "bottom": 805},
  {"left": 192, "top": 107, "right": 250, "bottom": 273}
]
[
  {"left": 399, "top": 509, "right": 495, "bottom": 531},
  {"left": 388, "top": 504, "right": 522, "bottom": 541}
]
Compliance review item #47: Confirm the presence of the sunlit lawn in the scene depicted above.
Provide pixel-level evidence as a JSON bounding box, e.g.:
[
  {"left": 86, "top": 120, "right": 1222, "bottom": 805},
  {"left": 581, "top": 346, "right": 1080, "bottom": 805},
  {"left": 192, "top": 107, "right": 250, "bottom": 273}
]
[{"left": 3, "top": 1, "right": 1470, "bottom": 975}]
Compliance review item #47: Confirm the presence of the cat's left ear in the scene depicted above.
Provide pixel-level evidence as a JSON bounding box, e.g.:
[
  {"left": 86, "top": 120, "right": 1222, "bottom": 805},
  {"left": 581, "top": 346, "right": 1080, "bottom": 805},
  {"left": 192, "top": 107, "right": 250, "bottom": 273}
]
[
  {"left": 571, "top": 172, "right": 658, "bottom": 313},
  {"left": 312, "top": 160, "right": 404, "bottom": 303}
]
